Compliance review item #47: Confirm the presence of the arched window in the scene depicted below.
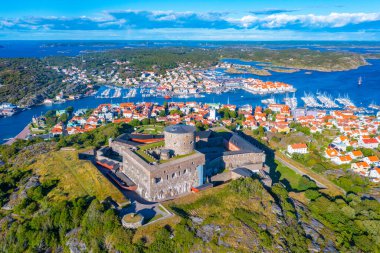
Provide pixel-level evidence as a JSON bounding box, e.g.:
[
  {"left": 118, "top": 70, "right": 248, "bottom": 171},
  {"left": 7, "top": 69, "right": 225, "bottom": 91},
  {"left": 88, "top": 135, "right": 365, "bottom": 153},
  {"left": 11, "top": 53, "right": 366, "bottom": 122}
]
[{"left": 172, "top": 173, "right": 176, "bottom": 178}]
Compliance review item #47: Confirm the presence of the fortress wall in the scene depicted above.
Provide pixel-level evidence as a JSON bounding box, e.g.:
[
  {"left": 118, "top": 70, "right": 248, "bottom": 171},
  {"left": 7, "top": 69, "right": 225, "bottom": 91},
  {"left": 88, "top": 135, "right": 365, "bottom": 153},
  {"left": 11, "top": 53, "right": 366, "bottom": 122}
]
[{"left": 148, "top": 154, "right": 205, "bottom": 201}]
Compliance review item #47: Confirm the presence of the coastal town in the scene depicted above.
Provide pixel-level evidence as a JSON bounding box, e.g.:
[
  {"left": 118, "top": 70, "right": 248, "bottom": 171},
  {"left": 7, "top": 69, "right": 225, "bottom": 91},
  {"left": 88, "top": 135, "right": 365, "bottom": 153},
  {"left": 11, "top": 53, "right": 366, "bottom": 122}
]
[{"left": 21, "top": 97, "right": 377, "bottom": 187}]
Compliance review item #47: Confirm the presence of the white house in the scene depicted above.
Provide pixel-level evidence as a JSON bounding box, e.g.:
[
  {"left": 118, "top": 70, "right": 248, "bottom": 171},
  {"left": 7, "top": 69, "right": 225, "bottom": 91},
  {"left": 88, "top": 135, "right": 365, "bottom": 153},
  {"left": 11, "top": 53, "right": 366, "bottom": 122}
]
[
  {"left": 287, "top": 143, "right": 308, "bottom": 155},
  {"left": 368, "top": 168, "right": 380, "bottom": 183},
  {"left": 351, "top": 161, "right": 370, "bottom": 173},
  {"left": 208, "top": 108, "right": 217, "bottom": 121},
  {"left": 332, "top": 155, "right": 352, "bottom": 165},
  {"left": 359, "top": 138, "right": 379, "bottom": 149},
  {"left": 325, "top": 148, "right": 340, "bottom": 159},
  {"left": 348, "top": 150, "right": 364, "bottom": 160},
  {"left": 364, "top": 156, "right": 380, "bottom": 165}
]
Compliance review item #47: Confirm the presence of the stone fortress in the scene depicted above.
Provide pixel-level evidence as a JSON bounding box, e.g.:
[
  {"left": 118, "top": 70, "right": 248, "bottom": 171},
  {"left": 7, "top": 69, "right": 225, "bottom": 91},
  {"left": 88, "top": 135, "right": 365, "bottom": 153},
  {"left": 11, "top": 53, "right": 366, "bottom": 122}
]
[{"left": 104, "top": 124, "right": 267, "bottom": 201}]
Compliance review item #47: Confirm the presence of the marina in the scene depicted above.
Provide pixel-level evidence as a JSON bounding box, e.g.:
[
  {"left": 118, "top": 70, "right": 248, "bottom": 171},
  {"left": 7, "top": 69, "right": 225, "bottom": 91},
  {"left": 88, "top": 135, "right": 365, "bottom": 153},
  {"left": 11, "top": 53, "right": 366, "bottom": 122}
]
[
  {"left": 316, "top": 92, "right": 339, "bottom": 108},
  {"left": 301, "top": 93, "right": 322, "bottom": 108},
  {"left": 96, "top": 87, "right": 137, "bottom": 99},
  {"left": 335, "top": 95, "right": 356, "bottom": 108},
  {"left": 0, "top": 103, "right": 22, "bottom": 117},
  {"left": 283, "top": 94, "right": 298, "bottom": 108},
  {"left": 1, "top": 55, "right": 380, "bottom": 143}
]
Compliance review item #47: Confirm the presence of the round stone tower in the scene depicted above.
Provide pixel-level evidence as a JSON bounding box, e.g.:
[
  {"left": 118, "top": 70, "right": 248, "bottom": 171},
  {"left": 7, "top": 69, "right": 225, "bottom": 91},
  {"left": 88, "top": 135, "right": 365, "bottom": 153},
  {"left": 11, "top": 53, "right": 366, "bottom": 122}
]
[{"left": 164, "top": 125, "right": 196, "bottom": 156}]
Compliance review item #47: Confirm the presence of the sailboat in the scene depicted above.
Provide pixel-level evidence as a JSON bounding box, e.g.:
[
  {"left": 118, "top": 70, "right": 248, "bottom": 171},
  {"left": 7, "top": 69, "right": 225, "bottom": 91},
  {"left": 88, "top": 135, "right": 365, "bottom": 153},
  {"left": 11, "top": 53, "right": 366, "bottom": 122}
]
[{"left": 358, "top": 76, "right": 362, "bottom": 86}]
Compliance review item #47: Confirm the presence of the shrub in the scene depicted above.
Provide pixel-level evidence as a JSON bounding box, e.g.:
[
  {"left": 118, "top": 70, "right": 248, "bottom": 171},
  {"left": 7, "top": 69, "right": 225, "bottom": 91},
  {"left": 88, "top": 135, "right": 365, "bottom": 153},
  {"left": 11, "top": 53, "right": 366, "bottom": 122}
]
[{"left": 304, "top": 189, "right": 320, "bottom": 201}]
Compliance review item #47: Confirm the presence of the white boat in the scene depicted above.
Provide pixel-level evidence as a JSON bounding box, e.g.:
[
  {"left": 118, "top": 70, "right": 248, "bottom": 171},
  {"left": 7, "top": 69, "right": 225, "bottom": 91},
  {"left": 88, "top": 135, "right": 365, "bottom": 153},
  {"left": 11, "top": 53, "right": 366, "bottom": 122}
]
[
  {"left": 43, "top": 99, "right": 53, "bottom": 104},
  {"left": 301, "top": 92, "right": 322, "bottom": 107},
  {"left": 283, "top": 94, "right": 297, "bottom": 108},
  {"left": 261, "top": 97, "right": 276, "bottom": 105},
  {"left": 316, "top": 92, "right": 339, "bottom": 108},
  {"left": 335, "top": 94, "right": 355, "bottom": 108}
]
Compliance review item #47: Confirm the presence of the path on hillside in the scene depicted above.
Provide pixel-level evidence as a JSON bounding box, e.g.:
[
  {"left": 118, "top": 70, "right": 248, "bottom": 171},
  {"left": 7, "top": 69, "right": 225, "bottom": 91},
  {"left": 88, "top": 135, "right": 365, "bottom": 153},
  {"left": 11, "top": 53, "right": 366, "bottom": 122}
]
[{"left": 276, "top": 152, "right": 346, "bottom": 196}]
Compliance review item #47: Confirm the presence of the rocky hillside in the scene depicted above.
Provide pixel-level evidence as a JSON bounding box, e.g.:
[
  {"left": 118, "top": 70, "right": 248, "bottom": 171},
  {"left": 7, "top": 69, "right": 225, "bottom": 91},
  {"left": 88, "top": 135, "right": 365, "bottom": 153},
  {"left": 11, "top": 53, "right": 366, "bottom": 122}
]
[{"left": 1, "top": 139, "right": 379, "bottom": 252}]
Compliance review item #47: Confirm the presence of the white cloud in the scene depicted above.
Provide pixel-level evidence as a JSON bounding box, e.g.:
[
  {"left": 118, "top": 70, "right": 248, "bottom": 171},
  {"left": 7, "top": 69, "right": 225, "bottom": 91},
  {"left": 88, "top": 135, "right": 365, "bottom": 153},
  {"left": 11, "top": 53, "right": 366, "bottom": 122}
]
[
  {"left": 232, "top": 12, "right": 380, "bottom": 29},
  {"left": 1, "top": 10, "right": 380, "bottom": 37}
]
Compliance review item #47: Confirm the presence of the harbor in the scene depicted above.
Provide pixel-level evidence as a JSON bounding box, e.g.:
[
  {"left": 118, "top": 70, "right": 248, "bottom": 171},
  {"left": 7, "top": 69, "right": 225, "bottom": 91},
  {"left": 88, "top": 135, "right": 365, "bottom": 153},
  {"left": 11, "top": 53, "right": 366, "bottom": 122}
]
[{"left": 1, "top": 57, "right": 380, "bottom": 143}]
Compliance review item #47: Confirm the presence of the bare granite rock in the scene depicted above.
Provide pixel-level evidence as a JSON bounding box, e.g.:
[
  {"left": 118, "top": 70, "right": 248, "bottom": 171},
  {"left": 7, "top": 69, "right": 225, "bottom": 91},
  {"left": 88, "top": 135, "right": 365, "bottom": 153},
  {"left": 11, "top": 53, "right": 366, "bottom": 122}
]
[
  {"left": 196, "top": 224, "right": 221, "bottom": 243},
  {"left": 2, "top": 175, "right": 41, "bottom": 210},
  {"left": 271, "top": 203, "right": 283, "bottom": 216},
  {"left": 190, "top": 216, "right": 204, "bottom": 225},
  {"left": 65, "top": 238, "right": 87, "bottom": 253},
  {"left": 65, "top": 228, "right": 87, "bottom": 253},
  {"left": 2, "top": 191, "right": 21, "bottom": 210},
  {"left": 323, "top": 240, "right": 338, "bottom": 253},
  {"left": 301, "top": 222, "right": 323, "bottom": 243},
  {"left": 0, "top": 215, "right": 15, "bottom": 231},
  {"left": 25, "top": 175, "right": 41, "bottom": 190}
]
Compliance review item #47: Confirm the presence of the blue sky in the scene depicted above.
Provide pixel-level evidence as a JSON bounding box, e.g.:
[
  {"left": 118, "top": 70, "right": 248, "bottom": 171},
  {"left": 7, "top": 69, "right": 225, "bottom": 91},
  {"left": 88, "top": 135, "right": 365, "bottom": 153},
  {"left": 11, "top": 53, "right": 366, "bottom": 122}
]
[{"left": 1, "top": 0, "right": 380, "bottom": 40}]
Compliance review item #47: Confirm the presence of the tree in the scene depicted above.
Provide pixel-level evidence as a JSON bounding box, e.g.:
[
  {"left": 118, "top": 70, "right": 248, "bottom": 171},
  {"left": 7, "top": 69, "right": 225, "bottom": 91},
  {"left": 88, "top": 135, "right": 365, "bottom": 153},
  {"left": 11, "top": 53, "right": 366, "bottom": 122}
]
[
  {"left": 195, "top": 122, "right": 206, "bottom": 131},
  {"left": 297, "top": 175, "right": 317, "bottom": 191},
  {"left": 223, "top": 110, "right": 230, "bottom": 119},
  {"left": 149, "top": 118, "right": 157, "bottom": 124},
  {"left": 237, "top": 113, "right": 245, "bottom": 121},
  {"left": 45, "top": 110, "right": 55, "bottom": 118},
  {"left": 169, "top": 109, "right": 183, "bottom": 116},
  {"left": 130, "top": 119, "right": 141, "bottom": 127},
  {"left": 159, "top": 110, "right": 166, "bottom": 117},
  {"left": 66, "top": 106, "right": 74, "bottom": 114},
  {"left": 253, "top": 126, "right": 265, "bottom": 138},
  {"left": 59, "top": 113, "right": 68, "bottom": 123},
  {"left": 264, "top": 108, "right": 272, "bottom": 115},
  {"left": 141, "top": 118, "right": 150, "bottom": 125},
  {"left": 304, "top": 189, "right": 320, "bottom": 200}
]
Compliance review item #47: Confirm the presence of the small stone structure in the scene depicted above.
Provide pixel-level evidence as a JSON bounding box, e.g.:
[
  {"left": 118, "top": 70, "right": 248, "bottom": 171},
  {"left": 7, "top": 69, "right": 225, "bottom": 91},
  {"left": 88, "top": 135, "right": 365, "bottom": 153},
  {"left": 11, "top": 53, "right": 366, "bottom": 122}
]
[
  {"left": 121, "top": 213, "right": 144, "bottom": 228},
  {"left": 160, "top": 149, "right": 171, "bottom": 160}
]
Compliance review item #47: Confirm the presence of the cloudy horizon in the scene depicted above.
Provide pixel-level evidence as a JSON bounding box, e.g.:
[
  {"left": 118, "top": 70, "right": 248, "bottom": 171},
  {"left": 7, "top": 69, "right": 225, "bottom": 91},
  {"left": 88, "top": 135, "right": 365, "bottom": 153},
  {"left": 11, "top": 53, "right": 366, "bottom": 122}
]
[{"left": 1, "top": 1, "right": 380, "bottom": 40}]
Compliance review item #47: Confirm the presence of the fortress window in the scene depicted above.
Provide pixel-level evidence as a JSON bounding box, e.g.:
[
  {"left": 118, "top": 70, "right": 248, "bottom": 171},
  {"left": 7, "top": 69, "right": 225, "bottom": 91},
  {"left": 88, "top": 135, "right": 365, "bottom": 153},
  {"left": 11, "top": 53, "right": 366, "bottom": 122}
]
[
  {"left": 183, "top": 169, "right": 186, "bottom": 174},
  {"left": 154, "top": 177, "right": 162, "bottom": 184},
  {"left": 172, "top": 173, "right": 176, "bottom": 178},
  {"left": 167, "top": 175, "right": 169, "bottom": 180}
]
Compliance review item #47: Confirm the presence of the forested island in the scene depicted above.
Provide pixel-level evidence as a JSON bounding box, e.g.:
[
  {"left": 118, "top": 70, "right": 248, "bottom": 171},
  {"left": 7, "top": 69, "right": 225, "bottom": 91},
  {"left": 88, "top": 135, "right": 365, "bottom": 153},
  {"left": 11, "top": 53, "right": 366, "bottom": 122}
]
[{"left": 0, "top": 46, "right": 372, "bottom": 107}]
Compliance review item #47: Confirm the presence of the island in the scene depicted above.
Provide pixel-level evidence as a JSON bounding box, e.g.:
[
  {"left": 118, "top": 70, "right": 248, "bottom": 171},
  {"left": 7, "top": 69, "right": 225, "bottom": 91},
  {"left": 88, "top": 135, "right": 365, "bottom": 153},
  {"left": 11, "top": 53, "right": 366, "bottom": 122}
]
[{"left": 225, "top": 66, "right": 272, "bottom": 76}]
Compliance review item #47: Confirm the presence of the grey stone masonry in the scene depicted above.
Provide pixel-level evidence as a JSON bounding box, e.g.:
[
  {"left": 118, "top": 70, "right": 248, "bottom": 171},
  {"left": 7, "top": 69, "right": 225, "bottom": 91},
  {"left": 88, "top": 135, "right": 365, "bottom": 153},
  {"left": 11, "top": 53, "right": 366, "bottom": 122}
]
[{"left": 164, "top": 125, "right": 196, "bottom": 155}]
